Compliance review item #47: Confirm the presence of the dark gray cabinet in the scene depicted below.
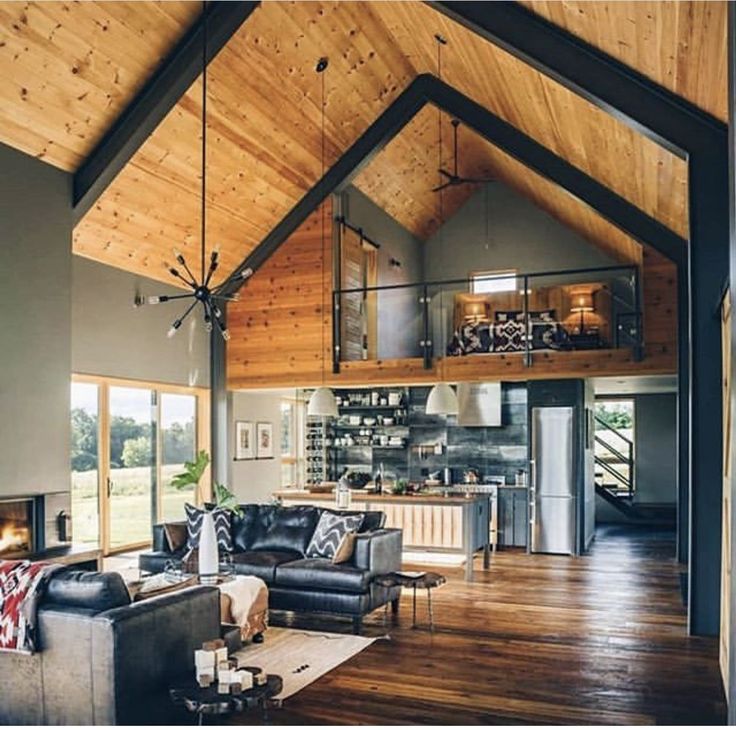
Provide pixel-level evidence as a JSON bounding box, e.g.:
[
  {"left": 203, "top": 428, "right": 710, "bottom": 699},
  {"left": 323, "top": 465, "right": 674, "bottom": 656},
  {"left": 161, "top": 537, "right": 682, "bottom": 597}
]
[{"left": 498, "top": 487, "right": 528, "bottom": 548}]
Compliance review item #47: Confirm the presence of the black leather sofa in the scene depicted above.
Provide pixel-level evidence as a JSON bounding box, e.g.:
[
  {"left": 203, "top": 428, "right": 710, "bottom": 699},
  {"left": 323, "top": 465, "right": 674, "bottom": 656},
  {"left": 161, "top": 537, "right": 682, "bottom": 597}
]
[
  {"left": 0, "top": 569, "right": 220, "bottom": 725},
  {"left": 138, "top": 503, "right": 403, "bottom": 633}
]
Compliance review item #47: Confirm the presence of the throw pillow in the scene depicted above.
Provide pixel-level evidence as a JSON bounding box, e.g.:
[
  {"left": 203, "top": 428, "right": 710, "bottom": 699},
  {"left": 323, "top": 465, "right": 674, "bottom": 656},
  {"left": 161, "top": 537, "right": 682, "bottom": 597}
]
[
  {"left": 306, "top": 512, "right": 364, "bottom": 560},
  {"left": 163, "top": 522, "right": 187, "bottom": 553},
  {"left": 184, "top": 503, "right": 233, "bottom": 554},
  {"left": 332, "top": 531, "right": 358, "bottom": 565}
]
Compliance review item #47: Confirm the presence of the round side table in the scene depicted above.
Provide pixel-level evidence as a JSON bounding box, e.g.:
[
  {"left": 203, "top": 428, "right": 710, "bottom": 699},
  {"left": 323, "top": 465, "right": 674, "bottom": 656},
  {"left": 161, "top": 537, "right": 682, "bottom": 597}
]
[
  {"left": 170, "top": 673, "right": 282, "bottom": 725},
  {"left": 375, "top": 572, "right": 446, "bottom": 631}
]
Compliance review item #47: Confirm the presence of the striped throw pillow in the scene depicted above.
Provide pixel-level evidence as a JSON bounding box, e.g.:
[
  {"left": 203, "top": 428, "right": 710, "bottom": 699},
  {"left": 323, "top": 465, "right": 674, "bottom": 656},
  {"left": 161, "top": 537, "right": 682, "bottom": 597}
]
[{"left": 184, "top": 504, "right": 233, "bottom": 554}]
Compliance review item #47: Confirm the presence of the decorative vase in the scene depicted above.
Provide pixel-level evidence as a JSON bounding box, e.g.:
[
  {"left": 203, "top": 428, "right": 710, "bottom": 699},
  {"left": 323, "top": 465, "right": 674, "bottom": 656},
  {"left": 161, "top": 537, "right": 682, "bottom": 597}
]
[{"left": 199, "top": 510, "right": 219, "bottom": 583}]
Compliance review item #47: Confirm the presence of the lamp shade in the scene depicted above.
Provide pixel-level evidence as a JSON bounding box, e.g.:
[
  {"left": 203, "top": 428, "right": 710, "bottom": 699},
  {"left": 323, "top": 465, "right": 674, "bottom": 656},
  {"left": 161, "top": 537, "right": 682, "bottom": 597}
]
[
  {"left": 426, "top": 383, "right": 459, "bottom": 416},
  {"left": 570, "top": 291, "right": 594, "bottom": 312},
  {"left": 307, "top": 386, "right": 338, "bottom": 417}
]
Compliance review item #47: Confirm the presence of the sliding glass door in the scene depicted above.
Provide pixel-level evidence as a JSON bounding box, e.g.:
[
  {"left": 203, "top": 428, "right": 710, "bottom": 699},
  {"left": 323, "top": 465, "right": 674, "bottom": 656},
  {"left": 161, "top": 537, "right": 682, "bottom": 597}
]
[
  {"left": 71, "top": 376, "right": 209, "bottom": 555},
  {"left": 108, "top": 386, "right": 155, "bottom": 550}
]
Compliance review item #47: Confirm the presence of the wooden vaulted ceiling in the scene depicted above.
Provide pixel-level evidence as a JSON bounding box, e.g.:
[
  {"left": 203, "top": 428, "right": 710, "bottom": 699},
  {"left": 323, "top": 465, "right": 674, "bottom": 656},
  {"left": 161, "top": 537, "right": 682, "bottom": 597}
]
[
  {"left": 0, "top": 2, "right": 724, "bottom": 286},
  {"left": 0, "top": 1, "right": 201, "bottom": 170},
  {"left": 352, "top": 105, "right": 644, "bottom": 265}
]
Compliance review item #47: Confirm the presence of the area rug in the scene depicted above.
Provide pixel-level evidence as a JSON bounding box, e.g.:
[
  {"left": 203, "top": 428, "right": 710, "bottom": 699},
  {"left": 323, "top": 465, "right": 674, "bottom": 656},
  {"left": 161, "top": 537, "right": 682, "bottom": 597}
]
[{"left": 232, "top": 627, "right": 380, "bottom": 699}]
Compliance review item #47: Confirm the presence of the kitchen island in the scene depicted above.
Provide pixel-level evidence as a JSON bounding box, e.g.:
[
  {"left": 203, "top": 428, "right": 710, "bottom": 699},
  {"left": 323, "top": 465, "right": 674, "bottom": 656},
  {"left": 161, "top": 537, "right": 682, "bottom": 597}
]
[{"left": 274, "top": 490, "right": 491, "bottom": 580}]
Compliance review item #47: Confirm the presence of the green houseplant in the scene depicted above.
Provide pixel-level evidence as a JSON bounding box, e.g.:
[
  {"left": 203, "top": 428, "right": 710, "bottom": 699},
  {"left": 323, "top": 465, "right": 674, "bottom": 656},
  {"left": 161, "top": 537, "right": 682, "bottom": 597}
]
[{"left": 171, "top": 450, "right": 242, "bottom": 515}]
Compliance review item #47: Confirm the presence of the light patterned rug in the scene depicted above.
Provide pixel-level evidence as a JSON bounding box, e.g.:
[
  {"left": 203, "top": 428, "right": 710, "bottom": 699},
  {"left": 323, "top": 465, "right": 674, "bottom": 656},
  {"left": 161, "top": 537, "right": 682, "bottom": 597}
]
[{"left": 232, "top": 627, "right": 381, "bottom": 699}]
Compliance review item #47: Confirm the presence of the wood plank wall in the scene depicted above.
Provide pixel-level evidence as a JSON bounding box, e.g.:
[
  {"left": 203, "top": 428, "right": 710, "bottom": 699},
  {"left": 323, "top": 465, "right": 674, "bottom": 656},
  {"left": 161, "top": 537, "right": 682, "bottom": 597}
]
[{"left": 227, "top": 214, "right": 678, "bottom": 389}]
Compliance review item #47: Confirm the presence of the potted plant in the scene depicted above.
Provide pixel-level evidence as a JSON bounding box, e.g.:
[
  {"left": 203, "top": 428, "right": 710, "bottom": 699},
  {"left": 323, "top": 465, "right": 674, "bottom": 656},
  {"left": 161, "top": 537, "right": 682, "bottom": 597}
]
[{"left": 170, "top": 450, "right": 242, "bottom": 516}]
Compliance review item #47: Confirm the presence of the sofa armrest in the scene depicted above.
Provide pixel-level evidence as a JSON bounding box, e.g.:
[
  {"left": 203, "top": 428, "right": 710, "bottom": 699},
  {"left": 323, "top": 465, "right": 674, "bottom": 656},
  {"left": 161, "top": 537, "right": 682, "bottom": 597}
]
[
  {"left": 352, "top": 528, "right": 402, "bottom": 577},
  {"left": 91, "top": 586, "right": 220, "bottom": 724},
  {"left": 152, "top": 520, "right": 186, "bottom": 553}
]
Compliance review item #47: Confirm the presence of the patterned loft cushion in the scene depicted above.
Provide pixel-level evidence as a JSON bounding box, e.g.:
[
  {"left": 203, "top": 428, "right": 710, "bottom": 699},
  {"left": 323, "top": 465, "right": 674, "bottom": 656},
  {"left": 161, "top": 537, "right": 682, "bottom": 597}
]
[
  {"left": 184, "top": 503, "right": 233, "bottom": 554},
  {"left": 446, "top": 321, "right": 493, "bottom": 356},
  {"left": 306, "top": 511, "right": 364, "bottom": 560},
  {"left": 493, "top": 318, "right": 525, "bottom": 352},
  {"left": 529, "top": 309, "right": 556, "bottom": 350}
]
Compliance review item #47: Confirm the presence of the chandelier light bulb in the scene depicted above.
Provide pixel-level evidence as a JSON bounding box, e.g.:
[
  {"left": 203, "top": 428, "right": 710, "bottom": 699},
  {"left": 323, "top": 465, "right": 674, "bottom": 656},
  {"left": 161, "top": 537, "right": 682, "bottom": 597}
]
[
  {"left": 173, "top": 248, "right": 186, "bottom": 265},
  {"left": 167, "top": 320, "right": 182, "bottom": 338},
  {"left": 222, "top": 329, "right": 231, "bottom": 341},
  {"left": 147, "top": 296, "right": 161, "bottom": 305}
]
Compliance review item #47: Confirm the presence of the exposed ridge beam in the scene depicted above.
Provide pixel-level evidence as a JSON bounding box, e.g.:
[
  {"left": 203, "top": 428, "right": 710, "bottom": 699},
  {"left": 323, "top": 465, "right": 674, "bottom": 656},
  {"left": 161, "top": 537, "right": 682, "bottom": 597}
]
[
  {"left": 428, "top": 1, "right": 726, "bottom": 160},
  {"left": 72, "top": 1, "right": 259, "bottom": 224},
  {"left": 429, "top": 77, "right": 687, "bottom": 266},
  {"left": 222, "top": 72, "right": 685, "bottom": 298}
]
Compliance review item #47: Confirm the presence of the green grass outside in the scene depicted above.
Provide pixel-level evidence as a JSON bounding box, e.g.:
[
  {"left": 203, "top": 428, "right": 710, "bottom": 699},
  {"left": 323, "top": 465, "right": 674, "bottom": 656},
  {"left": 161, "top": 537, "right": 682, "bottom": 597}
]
[{"left": 71, "top": 464, "right": 194, "bottom": 548}]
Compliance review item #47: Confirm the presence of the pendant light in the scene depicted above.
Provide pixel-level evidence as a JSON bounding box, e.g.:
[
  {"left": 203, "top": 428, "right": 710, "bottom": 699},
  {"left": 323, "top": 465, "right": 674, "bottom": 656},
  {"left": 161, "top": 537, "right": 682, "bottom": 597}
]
[
  {"left": 140, "top": 1, "right": 252, "bottom": 339},
  {"left": 307, "top": 56, "right": 338, "bottom": 419},
  {"left": 426, "top": 34, "right": 458, "bottom": 417}
]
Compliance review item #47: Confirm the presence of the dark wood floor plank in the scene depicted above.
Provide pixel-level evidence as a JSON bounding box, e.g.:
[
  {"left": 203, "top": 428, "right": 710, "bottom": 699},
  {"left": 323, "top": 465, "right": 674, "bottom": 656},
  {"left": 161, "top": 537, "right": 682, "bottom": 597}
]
[{"left": 228, "top": 526, "right": 726, "bottom": 725}]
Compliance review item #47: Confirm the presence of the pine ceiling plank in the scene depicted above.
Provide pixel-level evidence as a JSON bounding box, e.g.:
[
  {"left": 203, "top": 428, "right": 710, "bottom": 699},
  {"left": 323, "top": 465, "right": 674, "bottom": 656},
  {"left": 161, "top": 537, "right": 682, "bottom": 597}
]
[
  {"left": 519, "top": 1, "right": 728, "bottom": 123},
  {"left": 0, "top": 1, "right": 201, "bottom": 170}
]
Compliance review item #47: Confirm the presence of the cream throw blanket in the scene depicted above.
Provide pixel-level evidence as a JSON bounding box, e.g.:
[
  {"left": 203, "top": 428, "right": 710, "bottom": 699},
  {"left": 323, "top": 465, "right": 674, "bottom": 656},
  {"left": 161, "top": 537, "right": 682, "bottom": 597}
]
[{"left": 219, "top": 575, "right": 269, "bottom": 640}]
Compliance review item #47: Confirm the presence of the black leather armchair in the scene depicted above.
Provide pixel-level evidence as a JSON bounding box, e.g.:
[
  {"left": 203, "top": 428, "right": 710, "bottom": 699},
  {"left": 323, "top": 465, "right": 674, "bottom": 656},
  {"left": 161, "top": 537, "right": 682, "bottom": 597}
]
[
  {"left": 139, "top": 504, "right": 403, "bottom": 633},
  {"left": 0, "top": 570, "right": 220, "bottom": 725}
]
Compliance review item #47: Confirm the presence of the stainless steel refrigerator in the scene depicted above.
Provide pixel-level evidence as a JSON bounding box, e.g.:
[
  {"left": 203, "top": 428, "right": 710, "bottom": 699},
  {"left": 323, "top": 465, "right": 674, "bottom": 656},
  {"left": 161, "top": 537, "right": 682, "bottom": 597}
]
[{"left": 530, "top": 406, "right": 576, "bottom": 555}]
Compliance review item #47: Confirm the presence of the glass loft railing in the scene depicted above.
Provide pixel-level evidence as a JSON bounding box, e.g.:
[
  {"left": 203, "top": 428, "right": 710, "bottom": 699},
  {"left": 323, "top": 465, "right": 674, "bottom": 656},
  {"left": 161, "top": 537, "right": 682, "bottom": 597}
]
[{"left": 331, "top": 264, "right": 642, "bottom": 371}]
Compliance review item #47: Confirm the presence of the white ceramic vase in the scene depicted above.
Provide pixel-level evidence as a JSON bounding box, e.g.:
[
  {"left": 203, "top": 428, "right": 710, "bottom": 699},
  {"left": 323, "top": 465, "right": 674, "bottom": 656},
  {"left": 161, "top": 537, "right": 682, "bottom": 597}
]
[{"left": 198, "top": 511, "right": 219, "bottom": 581}]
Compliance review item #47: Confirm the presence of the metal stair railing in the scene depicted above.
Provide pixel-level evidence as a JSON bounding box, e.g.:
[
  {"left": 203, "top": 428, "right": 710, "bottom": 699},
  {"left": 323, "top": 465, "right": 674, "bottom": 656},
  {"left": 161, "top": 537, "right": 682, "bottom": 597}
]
[{"left": 594, "top": 414, "right": 634, "bottom": 499}]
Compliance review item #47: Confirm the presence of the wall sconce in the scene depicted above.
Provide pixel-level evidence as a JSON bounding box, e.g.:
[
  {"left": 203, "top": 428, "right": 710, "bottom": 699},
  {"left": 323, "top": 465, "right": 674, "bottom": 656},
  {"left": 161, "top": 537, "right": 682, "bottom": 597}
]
[{"left": 389, "top": 257, "right": 401, "bottom": 268}]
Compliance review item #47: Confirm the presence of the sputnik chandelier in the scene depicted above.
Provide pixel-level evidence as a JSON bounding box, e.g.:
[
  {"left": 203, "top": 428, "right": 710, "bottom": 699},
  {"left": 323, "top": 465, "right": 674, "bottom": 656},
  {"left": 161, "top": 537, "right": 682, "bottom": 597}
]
[{"left": 140, "top": 2, "right": 251, "bottom": 341}]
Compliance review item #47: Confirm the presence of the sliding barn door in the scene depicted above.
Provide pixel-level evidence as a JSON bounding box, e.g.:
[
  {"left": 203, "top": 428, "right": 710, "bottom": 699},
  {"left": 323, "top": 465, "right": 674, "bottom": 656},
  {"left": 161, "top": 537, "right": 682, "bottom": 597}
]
[
  {"left": 339, "top": 224, "right": 377, "bottom": 361},
  {"left": 722, "top": 291, "right": 732, "bottom": 691}
]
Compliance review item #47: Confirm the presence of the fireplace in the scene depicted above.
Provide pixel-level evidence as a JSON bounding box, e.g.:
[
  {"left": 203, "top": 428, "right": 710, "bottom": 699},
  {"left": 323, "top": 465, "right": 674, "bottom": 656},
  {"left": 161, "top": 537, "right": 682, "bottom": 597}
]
[{"left": 0, "top": 497, "right": 43, "bottom": 559}]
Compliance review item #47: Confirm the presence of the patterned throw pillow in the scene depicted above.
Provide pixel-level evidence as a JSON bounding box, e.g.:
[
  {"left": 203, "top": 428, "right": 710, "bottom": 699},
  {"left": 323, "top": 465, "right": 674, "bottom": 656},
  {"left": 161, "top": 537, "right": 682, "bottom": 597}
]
[
  {"left": 493, "top": 318, "right": 525, "bottom": 352},
  {"left": 306, "top": 512, "right": 364, "bottom": 560},
  {"left": 184, "top": 504, "right": 233, "bottom": 554}
]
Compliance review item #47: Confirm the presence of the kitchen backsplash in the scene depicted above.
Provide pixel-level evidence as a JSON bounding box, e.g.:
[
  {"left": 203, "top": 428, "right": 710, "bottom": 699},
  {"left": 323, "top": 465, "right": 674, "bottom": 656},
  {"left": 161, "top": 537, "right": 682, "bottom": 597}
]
[{"left": 310, "top": 383, "right": 528, "bottom": 485}]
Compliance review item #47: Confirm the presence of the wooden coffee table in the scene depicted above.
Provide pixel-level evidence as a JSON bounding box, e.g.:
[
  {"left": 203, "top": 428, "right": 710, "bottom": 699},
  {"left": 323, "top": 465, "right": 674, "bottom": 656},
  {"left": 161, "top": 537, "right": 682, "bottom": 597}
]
[
  {"left": 376, "top": 571, "right": 446, "bottom": 631},
  {"left": 170, "top": 672, "right": 282, "bottom": 725}
]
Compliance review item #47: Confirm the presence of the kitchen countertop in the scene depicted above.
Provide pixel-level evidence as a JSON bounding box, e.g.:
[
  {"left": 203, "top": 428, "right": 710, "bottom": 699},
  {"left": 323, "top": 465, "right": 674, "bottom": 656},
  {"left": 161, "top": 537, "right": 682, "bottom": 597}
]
[{"left": 273, "top": 490, "right": 487, "bottom": 506}]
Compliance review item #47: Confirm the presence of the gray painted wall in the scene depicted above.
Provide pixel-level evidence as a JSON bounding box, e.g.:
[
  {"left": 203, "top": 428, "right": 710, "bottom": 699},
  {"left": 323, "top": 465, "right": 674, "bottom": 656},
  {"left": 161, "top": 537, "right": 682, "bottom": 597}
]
[
  {"left": 228, "top": 391, "right": 287, "bottom": 504},
  {"left": 342, "top": 187, "right": 424, "bottom": 359},
  {"left": 0, "top": 143, "right": 72, "bottom": 503},
  {"left": 634, "top": 393, "right": 677, "bottom": 504},
  {"left": 72, "top": 256, "right": 210, "bottom": 386}
]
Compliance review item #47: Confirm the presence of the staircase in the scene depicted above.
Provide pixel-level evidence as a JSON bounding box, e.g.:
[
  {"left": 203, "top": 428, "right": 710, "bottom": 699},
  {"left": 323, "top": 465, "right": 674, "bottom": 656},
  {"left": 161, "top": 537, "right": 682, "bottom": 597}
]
[{"left": 594, "top": 415, "right": 675, "bottom": 526}]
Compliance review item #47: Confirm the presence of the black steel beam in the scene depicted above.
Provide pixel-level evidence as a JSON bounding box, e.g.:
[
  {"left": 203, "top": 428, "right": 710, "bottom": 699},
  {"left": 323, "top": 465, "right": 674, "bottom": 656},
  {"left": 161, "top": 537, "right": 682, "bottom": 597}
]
[
  {"left": 218, "top": 74, "right": 432, "bottom": 296},
  {"left": 72, "top": 1, "right": 259, "bottom": 223},
  {"left": 223, "top": 73, "right": 686, "bottom": 300},
  {"left": 428, "top": 1, "right": 726, "bottom": 160},
  {"left": 427, "top": 77, "right": 687, "bottom": 267}
]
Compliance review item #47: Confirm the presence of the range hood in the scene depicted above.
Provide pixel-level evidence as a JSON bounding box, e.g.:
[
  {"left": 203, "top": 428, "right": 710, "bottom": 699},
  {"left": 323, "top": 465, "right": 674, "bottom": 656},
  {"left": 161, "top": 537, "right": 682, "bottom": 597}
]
[{"left": 457, "top": 382, "right": 502, "bottom": 427}]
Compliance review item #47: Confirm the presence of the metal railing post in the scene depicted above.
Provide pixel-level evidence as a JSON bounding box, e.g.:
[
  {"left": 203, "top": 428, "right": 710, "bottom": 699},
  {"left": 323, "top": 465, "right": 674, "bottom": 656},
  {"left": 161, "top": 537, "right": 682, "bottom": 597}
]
[
  {"left": 633, "top": 266, "right": 643, "bottom": 361},
  {"left": 332, "top": 289, "right": 341, "bottom": 374},
  {"left": 421, "top": 285, "right": 431, "bottom": 369},
  {"left": 523, "top": 274, "right": 531, "bottom": 367}
]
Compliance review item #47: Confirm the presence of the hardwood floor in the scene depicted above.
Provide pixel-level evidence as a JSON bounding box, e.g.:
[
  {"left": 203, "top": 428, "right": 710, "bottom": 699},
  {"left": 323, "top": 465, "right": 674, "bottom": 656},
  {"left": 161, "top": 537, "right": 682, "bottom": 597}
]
[{"left": 237, "top": 526, "right": 726, "bottom": 725}]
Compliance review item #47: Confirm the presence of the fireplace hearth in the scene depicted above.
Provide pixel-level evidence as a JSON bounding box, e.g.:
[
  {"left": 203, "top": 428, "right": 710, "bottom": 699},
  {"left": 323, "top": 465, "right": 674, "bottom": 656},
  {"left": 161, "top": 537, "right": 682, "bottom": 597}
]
[{"left": 0, "top": 496, "right": 44, "bottom": 559}]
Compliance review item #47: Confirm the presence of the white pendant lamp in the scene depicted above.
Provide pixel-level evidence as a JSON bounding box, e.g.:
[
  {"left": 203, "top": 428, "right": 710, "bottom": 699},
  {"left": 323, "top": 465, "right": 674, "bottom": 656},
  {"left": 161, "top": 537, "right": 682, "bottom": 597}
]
[
  {"left": 426, "top": 383, "right": 459, "bottom": 416},
  {"left": 307, "top": 56, "right": 337, "bottom": 419},
  {"left": 308, "top": 386, "right": 338, "bottom": 418}
]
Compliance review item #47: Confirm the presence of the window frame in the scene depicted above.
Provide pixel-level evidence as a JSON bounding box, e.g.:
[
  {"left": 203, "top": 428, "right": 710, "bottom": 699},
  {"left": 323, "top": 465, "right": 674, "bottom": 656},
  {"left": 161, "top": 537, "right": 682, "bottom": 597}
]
[{"left": 470, "top": 268, "right": 518, "bottom": 295}]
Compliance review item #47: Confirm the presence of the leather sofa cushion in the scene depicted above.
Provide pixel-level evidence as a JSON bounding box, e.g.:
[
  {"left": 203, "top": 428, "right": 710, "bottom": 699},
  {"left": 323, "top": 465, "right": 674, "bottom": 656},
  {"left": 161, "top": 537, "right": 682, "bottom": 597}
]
[
  {"left": 322, "top": 508, "right": 385, "bottom": 532},
  {"left": 249, "top": 506, "right": 320, "bottom": 556},
  {"left": 274, "top": 558, "right": 371, "bottom": 594},
  {"left": 230, "top": 504, "right": 261, "bottom": 552},
  {"left": 231, "top": 550, "right": 302, "bottom": 583},
  {"left": 45, "top": 570, "right": 130, "bottom": 612}
]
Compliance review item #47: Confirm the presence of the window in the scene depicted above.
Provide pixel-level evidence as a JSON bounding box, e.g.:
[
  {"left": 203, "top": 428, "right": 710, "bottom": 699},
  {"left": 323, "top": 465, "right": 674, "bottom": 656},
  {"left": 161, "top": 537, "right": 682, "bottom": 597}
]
[
  {"left": 470, "top": 269, "right": 517, "bottom": 294},
  {"left": 280, "top": 399, "right": 306, "bottom": 488},
  {"left": 70, "top": 375, "right": 209, "bottom": 555}
]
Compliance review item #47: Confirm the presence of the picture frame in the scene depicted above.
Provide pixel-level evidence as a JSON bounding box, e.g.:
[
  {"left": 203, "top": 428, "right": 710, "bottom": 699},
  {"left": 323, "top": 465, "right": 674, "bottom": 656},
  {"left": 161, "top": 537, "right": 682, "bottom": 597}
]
[
  {"left": 234, "top": 421, "right": 255, "bottom": 460},
  {"left": 256, "top": 421, "right": 274, "bottom": 460}
]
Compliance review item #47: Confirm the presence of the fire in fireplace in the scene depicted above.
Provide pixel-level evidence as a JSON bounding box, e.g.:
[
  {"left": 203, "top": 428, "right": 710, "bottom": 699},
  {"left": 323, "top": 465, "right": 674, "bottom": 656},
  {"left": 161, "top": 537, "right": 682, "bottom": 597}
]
[{"left": 0, "top": 498, "right": 35, "bottom": 558}]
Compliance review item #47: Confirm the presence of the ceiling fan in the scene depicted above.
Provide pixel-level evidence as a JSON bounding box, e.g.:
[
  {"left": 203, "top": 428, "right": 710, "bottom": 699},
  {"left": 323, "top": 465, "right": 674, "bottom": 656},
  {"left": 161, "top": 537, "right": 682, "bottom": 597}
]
[{"left": 433, "top": 119, "right": 496, "bottom": 193}]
